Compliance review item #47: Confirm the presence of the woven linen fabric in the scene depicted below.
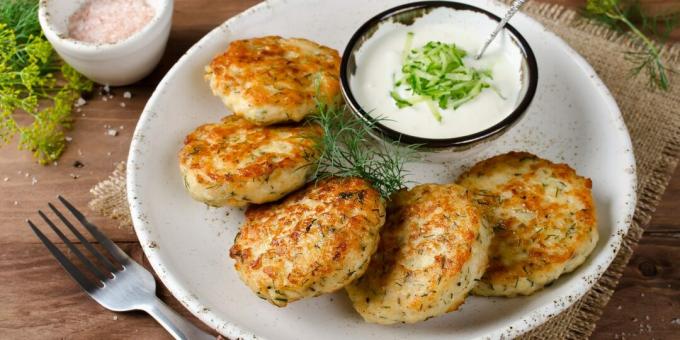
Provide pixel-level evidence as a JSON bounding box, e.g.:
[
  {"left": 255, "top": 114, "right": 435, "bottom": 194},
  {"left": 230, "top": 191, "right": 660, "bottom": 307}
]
[{"left": 89, "top": 2, "right": 680, "bottom": 338}]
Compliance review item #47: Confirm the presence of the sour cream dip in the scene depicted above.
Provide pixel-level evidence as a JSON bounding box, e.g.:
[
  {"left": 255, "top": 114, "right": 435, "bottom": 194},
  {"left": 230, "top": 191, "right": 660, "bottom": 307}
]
[{"left": 350, "top": 8, "right": 524, "bottom": 139}]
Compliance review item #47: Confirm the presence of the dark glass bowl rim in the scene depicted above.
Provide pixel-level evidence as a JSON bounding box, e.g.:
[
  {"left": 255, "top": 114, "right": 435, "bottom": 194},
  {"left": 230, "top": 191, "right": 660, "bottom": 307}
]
[{"left": 340, "top": 1, "right": 539, "bottom": 148}]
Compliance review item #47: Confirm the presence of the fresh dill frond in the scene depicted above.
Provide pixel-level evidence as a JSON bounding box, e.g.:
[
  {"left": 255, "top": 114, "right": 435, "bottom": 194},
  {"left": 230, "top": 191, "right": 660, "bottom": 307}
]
[
  {"left": 0, "top": 0, "right": 41, "bottom": 39},
  {"left": 309, "top": 98, "right": 416, "bottom": 198},
  {"left": 584, "top": 0, "right": 678, "bottom": 90},
  {"left": 0, "top": 0, "right": 93, "bottom": 164}
]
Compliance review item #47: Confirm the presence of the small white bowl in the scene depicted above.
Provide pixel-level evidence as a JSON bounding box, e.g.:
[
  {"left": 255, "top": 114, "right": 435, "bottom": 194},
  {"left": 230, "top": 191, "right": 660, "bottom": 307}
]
[
  {"left": 340, "top": 2, "right": 538, "bottom": 162},
  {"left": 38, "top": 0, "right": 174, "bottom": 86}
]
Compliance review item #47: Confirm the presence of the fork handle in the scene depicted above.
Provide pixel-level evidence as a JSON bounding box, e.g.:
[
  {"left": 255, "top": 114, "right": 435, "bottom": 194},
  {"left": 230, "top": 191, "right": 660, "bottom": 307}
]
[{"left": 142, "top": 296, "right": 215, "bottom": 340}]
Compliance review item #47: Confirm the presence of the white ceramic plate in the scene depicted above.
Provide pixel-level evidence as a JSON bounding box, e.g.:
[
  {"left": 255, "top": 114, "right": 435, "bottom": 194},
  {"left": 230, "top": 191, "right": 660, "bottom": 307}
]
[{"left": 127, "top": 0, "right": 637, "bottom": 338}]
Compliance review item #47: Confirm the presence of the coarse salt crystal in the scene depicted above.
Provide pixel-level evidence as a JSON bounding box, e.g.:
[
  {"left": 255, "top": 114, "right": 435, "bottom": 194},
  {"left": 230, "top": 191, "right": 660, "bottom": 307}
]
[
  {"left": 68, "top": 0, "right": 155, "bottom": 45},
  {"left": 107, "top": 129, "right": 118, "bottom": 136},
  {"left": 123, "top": 91, "right": 132, "bottom": 99},
  {"left": 75, "top": 97, "right": 87, "bottom": 107},
  {"left": 120, "top": 102, "right": 126, "bottom": 108}
]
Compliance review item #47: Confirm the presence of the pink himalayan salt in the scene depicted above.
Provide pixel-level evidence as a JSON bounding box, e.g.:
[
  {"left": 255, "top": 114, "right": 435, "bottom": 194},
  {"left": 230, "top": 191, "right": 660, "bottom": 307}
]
[{"left": 68, "top": 0, "right": 155, "bottom": 44}]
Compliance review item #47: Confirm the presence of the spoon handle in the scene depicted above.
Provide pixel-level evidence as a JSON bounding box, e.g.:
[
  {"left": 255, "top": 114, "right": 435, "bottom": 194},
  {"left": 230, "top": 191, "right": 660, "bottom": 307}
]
[{"left": 475, "top": 0, "right": 528, "bottom": 59}]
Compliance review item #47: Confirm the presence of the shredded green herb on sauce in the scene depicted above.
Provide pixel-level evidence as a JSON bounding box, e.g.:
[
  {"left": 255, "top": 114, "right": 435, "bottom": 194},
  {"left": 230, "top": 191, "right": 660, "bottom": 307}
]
[{"left": 391, "top": 32, "right": 494, "bottom": 122}]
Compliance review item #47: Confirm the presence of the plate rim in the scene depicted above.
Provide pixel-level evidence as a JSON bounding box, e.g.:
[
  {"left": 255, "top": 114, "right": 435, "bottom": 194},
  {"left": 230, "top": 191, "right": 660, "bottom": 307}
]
[{"left": 127, "top": 1, "right": 638, "bottom": 338}]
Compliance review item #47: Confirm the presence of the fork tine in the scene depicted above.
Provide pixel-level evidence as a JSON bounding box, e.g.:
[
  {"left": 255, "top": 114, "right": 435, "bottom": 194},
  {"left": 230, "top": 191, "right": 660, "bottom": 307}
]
[
  {"left": 28, "top": 220, "right": 96, "bottom": 292},
  {"left": 38, "top": 210, "right": 109, "bottom": 282},
  {"left": 48, "top": 202, "right": 119, "bottom": 273},
  {"left": 57, "top": 196, "right": 130, "bottom": 265}
]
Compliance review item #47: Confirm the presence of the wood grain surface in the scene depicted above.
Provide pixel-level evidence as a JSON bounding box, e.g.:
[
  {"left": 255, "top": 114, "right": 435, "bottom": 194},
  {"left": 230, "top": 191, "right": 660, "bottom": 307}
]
[{"left": 0, "top": 1, "right": 678, "bottom": 339}]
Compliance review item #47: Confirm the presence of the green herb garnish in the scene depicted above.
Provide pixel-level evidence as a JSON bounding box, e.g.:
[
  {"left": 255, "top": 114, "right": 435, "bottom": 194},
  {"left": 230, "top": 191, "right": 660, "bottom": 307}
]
[
  {"left": 309, "top": 98, "right": 415, "bottom": 198},
  {"left": 0, "top": 0, "right": 93, "bottom": 164},
  {"left": 585, "top": 0, "right": 679, "bottom": 90},
  {"left": 391, "top": 33, "right": 493, "bottom": 121}
]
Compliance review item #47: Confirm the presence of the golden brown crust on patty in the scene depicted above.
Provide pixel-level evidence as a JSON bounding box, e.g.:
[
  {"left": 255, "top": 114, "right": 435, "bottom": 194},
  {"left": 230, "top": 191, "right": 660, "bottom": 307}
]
[
  {"left": 345, "top": 184, "right": 492, "bottom": 324},
  {"left": 178, "top": 115, "right": 321, "bottom": 207},
  {"left": 456, "top": 152, "right": 598, "bottom": 297},
  {"left": 206, "top": 36, "right": 341, "bottom": 125},
  {"left": 229, "top": 177, "right": 386, "bottom": 306}
]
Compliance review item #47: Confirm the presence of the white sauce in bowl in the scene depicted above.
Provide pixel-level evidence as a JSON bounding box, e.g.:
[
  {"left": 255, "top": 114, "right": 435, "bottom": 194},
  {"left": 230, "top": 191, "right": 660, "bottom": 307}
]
[{"left": 350, "top": 8, "right": 523, "bottom": 139}]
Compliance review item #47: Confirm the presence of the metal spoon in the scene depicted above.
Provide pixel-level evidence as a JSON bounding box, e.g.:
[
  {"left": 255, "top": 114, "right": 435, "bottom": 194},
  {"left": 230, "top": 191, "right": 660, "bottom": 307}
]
[{"left": 475, "top": 0, "right": 528, "bottom": 59}]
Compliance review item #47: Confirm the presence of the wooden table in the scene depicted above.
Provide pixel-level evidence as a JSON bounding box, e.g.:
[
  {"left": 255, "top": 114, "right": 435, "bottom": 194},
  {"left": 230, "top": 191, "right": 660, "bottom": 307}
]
[{"left": 1, "top": 1, "right": 677, "bottom": 339}]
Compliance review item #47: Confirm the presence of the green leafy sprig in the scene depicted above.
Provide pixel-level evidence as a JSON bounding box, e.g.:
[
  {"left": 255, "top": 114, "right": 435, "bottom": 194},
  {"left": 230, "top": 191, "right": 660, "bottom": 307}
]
[
  {"left": 0, "top": 0, "right": 93, "bottom": 164},
  {"left": 585, "top": 0, "right": 679, "bottom": 90},
  {"left": 309, "top": 99, "right": 416, "bottom": 198}
]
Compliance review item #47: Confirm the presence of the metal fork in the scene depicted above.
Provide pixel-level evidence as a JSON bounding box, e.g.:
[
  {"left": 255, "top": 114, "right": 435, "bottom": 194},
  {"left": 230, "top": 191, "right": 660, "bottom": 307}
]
[{"left": 28, "top": 196, "right": 214, "bottom": 340}]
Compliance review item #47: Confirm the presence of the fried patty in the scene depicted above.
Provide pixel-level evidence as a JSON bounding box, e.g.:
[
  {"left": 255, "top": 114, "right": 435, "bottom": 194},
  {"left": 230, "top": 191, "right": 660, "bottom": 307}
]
[
  {"left": 229, "top": 177, "right": 386, "bottom": 307},
  {"left": 345, "top": 184, "right": 492, "bottom": 324},
  {"left": 179, "top": 115, "right": 321, "bottom": 207},
  {"left": 456, "top": 152, "right": 598, "bottom": 297},
  {"left": 206, "top": 36, "right": 341, "bottom": 126}
]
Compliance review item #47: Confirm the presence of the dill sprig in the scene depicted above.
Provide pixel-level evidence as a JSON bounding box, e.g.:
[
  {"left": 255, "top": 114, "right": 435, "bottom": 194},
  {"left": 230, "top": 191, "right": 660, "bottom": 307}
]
[
  {"left": 309, "top": 99, "right": 415, "bottom": 198},
  {"left": 0, "top": 0, "right": 93, "bottom": 164},
  {"left": 585, "top": 0, "right": 678, "bottom": 90},
  {"left": 0, "top": 0, "right": 40, "bottom": 39}
]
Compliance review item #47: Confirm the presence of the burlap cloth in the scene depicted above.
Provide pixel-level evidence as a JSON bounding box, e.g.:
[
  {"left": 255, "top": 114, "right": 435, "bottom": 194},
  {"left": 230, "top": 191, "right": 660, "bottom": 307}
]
[{"left": 89, "top": 2, "right": 680, "bottom": 338}]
